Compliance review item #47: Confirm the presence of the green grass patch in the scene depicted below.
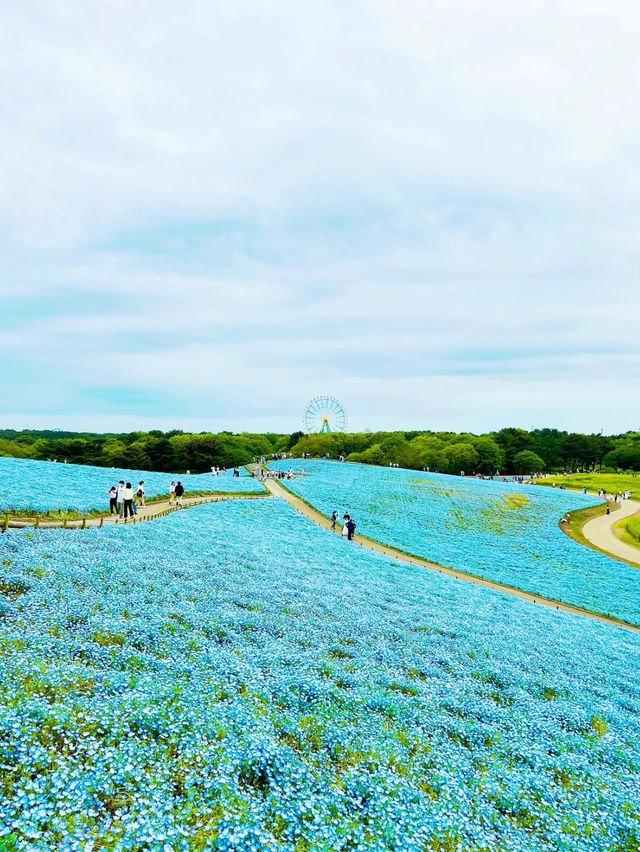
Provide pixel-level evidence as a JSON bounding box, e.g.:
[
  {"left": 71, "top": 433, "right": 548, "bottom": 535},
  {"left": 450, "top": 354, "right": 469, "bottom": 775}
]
[
  {"left": 627, "top": 517, "right": 640, "bottom": 542},
  {"left": 0, "top": 578, "right": 30, "bottom": 600},
  {"left": 612, "top": 516, "right": 640, "bottom": 554},
  {"left": 534, "top": 473, "right": 640, "bottom": 500}
]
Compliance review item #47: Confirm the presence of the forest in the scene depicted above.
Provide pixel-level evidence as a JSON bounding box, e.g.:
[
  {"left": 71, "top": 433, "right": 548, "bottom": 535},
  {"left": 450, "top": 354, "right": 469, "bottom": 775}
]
[{"left": 1, "top": 426, "right": 639, "bottom": 475}]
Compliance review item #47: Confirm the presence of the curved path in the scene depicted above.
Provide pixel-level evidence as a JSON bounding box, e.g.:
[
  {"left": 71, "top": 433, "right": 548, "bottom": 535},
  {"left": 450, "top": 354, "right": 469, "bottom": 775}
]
[
  {"left": 582, "top": 499, "right": 640, "bottom": 567},
  {"left": 3, "top": 492, "right": 270, "bottom": 530},
  {"left": 262, "top": 478, "right": 640, "bottom": 634},
  {"left": 5, "top": 470, "right": 639, "bottom": 634}
]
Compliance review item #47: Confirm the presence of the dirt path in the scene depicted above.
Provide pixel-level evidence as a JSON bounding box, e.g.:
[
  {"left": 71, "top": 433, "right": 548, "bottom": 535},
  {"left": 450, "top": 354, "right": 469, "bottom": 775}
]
[
  {"left": 582, "top": 499, "right": 640, "bottom": 566},
  {"left": 262, "top": 478, "right": 640, "bottom": 634},
  {"left": 3, "top": 492, "right": 270, "bottom": 530}
]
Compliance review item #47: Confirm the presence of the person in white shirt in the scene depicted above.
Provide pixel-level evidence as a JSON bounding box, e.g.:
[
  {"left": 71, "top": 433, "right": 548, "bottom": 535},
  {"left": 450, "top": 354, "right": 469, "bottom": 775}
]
[
  {"left": 116, "top": 481, "right": 126, "bottom": 518},
  {"left": 123, "top": 482, "right": 134, "bottom": 518},
  {"left": 169, "top": 481, "right": 176, "bottom": 505}
]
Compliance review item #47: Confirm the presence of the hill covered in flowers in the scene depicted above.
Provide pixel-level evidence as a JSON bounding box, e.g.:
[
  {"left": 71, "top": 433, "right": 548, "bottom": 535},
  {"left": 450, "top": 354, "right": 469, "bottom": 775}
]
[{"left": 1, "top": 497, "right": 639, "bottom": 851}]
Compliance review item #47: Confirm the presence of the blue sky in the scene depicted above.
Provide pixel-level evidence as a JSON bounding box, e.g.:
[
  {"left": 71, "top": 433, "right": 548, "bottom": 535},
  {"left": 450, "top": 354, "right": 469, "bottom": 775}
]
[{"left": 1, "top": 0, "right": 639, "bottom": 434}]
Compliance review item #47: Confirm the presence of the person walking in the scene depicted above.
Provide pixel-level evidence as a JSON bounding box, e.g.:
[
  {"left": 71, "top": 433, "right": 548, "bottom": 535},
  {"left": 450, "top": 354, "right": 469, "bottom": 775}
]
[
  {"left": 123, "top": 482, "right": 134, "bottom": 519},
  {"left": 168, "top": 481, "right": 176, "bottom": 505},
  {"left": 342, "top": 514, "right": 350, "bottom": 537},
  {"left": 346, "top": 516, "right": 357, "bottom": 541},
  {"left": 107, "top": 485, "right": 117, "bottom": 515},
  {"left": 331, "top": 510, "right": 338, "bottom": 531},
  {"left": 175, "top": 481, "right": 185, "bottom": 507},
  {"left": 137, "top": 481, "right": 145, "bottom": 508},
  {"left": 116, "top": 480, "right": 126, "bottom": 518}
]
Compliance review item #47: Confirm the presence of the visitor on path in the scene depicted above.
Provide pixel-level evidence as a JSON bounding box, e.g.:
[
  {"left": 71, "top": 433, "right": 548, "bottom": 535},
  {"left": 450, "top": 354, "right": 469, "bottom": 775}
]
[
  {"left": 175, "top": 481, "right": 185, "bottom": 506},
  {"left": 107, "top": 485, "right": 117, "bottom": 515},
  {"left": 169, "top": 481, "right": 176, "bottom": 505},
  {"left": 342, "top": 514, "right": 350, "bottom": 537},
  {"left": 137, "top": 481, "right": 145, "bottom": 508},
  {"left": 116, "top": 480, "right": 126, "bottom": 518},
  {"left": 331, "top": 510, "right": 338, "bottom": 531},
  {"left": 347, "top": 517, "right": 357, "bottom": 541},
  {"left": 606, "top": 504, "right": 611, "bottom": 515},
  {"left": 123, "top": 483, "right": 134, "bottom": 519}
]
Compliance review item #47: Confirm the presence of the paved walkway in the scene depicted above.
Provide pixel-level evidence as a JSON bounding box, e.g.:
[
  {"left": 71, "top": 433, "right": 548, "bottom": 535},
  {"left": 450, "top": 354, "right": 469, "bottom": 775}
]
[
  {"left": 582, "top": 499, "right": 640, "bottom": 567},
  {"left": 3, "top": 492, "right": 270, "bottom": 529},
  {"left": 263, "top": 478, "right": 640, "bottom": 634},
  {"left": 6, "top": 468, "right": 640, "bottom": 633}
]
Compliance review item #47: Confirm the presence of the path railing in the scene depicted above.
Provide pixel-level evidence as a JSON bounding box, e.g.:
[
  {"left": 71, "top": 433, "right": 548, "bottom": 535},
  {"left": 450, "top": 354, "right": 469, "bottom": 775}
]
[{"left": 1, "top": 492, "right": 269, "bottom": 531}]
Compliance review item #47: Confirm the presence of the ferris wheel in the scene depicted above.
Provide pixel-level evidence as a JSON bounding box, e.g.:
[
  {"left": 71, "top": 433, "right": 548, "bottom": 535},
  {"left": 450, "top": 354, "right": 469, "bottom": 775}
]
[{"left": 303, "top": 396, "right": 348, "bottom": 434}]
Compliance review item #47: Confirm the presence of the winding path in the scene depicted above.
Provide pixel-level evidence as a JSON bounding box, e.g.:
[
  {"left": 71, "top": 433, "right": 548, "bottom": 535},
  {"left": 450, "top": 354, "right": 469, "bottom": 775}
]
[
  {"left": 5, "top": 469, "right": 640, "bottom": 634},
  {"left": 3, "top": 492, "right": 270, "bottom": 529},
  {"left": 582, "top": 499, "right": 640, "bottom": 567},
  {"left": 262, "top": 477, "right": 640, "bottom": 634}
]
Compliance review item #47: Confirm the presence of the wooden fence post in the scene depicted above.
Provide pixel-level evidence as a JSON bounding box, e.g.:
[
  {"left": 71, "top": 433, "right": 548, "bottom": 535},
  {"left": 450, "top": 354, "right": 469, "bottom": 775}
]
[
  {"left": 100, "top": 517, "right": 104, "bottom": 528},
  {"left": 82, "top": 517, "right": 87, "bottom": 529}
]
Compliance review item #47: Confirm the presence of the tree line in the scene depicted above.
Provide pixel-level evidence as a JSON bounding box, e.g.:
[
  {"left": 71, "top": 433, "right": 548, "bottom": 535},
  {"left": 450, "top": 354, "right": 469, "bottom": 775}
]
[{"left": 1, "top": 426, "right": 639, "bottom": 475}]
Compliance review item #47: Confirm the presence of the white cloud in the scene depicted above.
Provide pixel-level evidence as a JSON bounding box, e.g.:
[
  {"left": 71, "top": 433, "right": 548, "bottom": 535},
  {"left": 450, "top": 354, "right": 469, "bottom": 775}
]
[{"left": 1, "top": 0, "right": 639, "bottom": 433}]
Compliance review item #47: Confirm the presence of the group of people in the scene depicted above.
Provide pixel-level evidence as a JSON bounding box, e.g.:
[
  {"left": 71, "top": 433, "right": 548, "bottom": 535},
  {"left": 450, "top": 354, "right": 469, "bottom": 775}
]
[
  {"left": 107, "top": 480, "right": 186, "bottom": 517},
  {"left": 210, "top": 466, "right": 241, "bottom": 477},
  {"left": 107, "top": 481, "right": 146, "bottom": 519},
  {"left": 331, "top": 510, "right": 357, "bottom": 540},
  {"left": 255, "top": 467, "right": 304, "bottom": 481},
  {"left": 597, "top": 488, "right": 633, "bottom": 502}
]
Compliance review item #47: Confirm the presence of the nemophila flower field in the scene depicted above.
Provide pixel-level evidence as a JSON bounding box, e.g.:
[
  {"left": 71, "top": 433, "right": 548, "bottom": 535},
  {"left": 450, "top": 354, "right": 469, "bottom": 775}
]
[
  {"left": 0, "top": 458, "right": 264, "bottom": 514},
  {"left": 1, "top": 499, "right": 640, "bottom": 851},
  {"left": 272, "top": 460, "right": 640, "bottom": 625}
]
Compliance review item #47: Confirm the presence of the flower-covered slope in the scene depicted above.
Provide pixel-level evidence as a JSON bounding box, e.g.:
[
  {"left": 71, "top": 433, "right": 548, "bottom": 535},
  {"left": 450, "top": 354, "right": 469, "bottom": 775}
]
[
  {"left": 272, "top": 460, "right": 640, "bottom": 625},
  {"left": 0, "top": 457, "right": 263, "bottom": 513},
  {"left": 1, "top": 499, "right": 639, "bottom": 851}
]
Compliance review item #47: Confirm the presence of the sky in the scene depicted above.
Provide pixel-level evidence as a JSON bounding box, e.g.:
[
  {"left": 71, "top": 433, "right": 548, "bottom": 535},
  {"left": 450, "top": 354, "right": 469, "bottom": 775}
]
[{"left": 1, "top": 0, "right": 639, "bottom": 435}]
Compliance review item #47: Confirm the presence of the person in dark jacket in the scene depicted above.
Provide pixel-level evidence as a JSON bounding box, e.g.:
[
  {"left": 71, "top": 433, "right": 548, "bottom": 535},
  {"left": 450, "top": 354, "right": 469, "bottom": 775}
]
[
  {"left": 346, "top": 517, "right": 356, "bottom": 541},
  {"left": 107, "top": 485, "right": 117, "bottom": 515},
  {"left": 175, "top": 481, "right": 185, "bottom": 506},
  {"left": 331, "top": 510, "right": 338, "bottom": 531}
]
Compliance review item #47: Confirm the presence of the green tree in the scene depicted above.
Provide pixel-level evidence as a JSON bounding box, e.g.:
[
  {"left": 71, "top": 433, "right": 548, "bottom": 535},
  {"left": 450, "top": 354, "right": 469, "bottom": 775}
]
[
  {"left": 603, "top": 442, "right": 640, "bottom": 471},
  {"left": 492, "top": 428, "right": 534, "bottom": 471},
  {"left": 472, "top": 437, "right": 505, "bottom": 474},
  {"left": 348, "top": 443, "right": 385, "bottom": 465},
  {"left": 444, "top": 442, "right": 479, "bottom": 474},
  {"left": 513, "top": 450, "right": 545, "bottom": 474}
]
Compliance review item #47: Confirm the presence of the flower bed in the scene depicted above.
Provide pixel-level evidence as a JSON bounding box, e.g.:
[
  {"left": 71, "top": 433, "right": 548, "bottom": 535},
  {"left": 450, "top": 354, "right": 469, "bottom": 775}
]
[
  {"left": 271, "top": 460, "right": 640, "bottom": 625},
  {"left": 0, "top": 457, "right": 264, "bottom": 514},
  {"left": 1, "top": 499, "right": 639, "bottom": 850}
]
